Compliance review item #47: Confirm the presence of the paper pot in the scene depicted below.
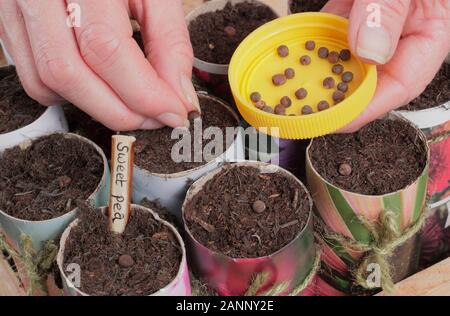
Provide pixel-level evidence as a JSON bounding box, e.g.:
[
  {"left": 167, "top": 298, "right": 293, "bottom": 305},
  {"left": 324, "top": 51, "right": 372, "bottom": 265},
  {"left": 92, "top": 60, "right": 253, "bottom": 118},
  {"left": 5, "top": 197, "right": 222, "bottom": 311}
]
[
  {"left": 132, "top": 93, "right": 245, "bottom": 219},
  {"left": 306, "top": 115, "right": 430, "bottom": 294},
  {"left": 57, "top": 205, "right": 191, "bottom": 296},
  {"left": 186, "top": 0, "right": 279, "bottom": 101},
  {"left": 182, "top": 161, "right": 317, "bottom": 296},
  {"left": 0, "top": 133, "right": 110, "bottom": 253}
]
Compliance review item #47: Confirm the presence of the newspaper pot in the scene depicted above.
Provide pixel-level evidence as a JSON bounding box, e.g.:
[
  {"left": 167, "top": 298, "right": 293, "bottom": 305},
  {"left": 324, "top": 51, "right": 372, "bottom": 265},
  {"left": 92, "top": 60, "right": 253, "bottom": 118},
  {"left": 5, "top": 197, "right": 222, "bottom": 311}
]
[
  {"left": 182, "top": 161, "right": 317, "bottom": 296},
  {"left": 57, "top": 205, "right": 191, "bottom": 296},
  {"left": 132, "top": 93, "right": 244, "bottom": 219},
  {"left": 186, "top": 0, "right": 279, "bottom": 101},
  {"left": 306, "top": 115, "right": 429, "bottom": 294},
  {"left": 0, "top": 133, "right": 110, "bottom": 253}
]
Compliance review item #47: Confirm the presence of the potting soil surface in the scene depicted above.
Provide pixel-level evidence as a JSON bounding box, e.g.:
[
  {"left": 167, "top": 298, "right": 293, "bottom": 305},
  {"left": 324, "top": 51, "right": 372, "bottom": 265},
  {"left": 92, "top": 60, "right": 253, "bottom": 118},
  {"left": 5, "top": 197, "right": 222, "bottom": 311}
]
[
  {"left": 189, "top": 1, "right": 277, "bottom": 64},
  {"left": 63, "top": 204, "right": 182, "bottom": 296},
  {"left": 289, "top": 0, "right": 329, "bottom": 13},
  {"left": 400, "top": 63, "right": 449, "bottom": 111},
  {"left": 310, "top": 119, "right": 428, "bottom": 195},
  {"left": 0, "top": 66, "right": 46, "bottom": 134},
  {"left": 131, "top": 95, "right": 238, "bottom": 174},
  {"left": 184, "top": 165, "right": 310, "bottom": 258},
  {"left": 0, "top": 134, "right": 104, "bottom": 221}
]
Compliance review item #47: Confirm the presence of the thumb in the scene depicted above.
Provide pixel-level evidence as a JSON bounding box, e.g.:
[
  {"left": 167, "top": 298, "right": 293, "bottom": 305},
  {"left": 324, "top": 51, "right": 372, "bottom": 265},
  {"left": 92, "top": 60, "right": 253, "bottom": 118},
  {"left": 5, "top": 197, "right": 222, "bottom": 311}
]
[{"left": 348, "top": 0, "right": 411, "bottom": 64}]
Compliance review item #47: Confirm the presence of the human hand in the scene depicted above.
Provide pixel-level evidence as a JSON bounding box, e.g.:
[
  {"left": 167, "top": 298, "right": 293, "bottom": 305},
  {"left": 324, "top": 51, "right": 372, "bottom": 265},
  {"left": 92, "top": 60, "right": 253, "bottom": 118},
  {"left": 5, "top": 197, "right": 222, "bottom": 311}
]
[
  {"left": 322, "top": 0, "right": 450, "bottom": 132},
  {"left": 0, "top": 0, "right": 200, "bottom": 131}
]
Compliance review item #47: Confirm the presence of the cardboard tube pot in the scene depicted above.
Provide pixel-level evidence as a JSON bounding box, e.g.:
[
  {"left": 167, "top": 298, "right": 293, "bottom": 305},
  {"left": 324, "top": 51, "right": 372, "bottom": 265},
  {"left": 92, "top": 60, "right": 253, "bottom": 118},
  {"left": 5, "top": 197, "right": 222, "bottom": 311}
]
[
  {"left": 0, "top": 133, "right": 110, "bottom": 252},
  {"left": 306, "top": 115, "right": 429, "bottom": 293},
  {"left": 182, "top": 162, "right": 317, "bottom": 296},
  {"left": 132, "top": 93, "right": 245, "bottom": 219},
  {"left": 186, "top": 0, "right": 279, "bottom": 101},
  {"left": 57, "top": 205, "right": 191, "bottom": 296}
]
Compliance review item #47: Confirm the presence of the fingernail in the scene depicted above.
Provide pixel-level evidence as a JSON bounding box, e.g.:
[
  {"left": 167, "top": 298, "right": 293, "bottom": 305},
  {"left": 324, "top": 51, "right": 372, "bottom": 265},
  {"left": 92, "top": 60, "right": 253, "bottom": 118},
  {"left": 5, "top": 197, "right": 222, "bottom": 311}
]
[
  {"left": 180, "top": 74, "right": 201, "bottom": 113},
  {"left": 157, "top": 113, "right": 190, "bottom": 128},
  {"left": 140, "top": 118, "right": 164, "bottom": 130},
  {"left": 356, "top": 25, "right": 392, "bottom": 64}
]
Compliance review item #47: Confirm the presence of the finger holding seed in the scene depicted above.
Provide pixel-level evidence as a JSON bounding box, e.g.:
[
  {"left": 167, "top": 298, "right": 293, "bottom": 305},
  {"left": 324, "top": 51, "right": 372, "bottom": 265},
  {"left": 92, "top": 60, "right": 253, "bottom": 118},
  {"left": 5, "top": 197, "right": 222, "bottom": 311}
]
[{"left": 262, "top": 105, "right": 274, "bottom": 114}]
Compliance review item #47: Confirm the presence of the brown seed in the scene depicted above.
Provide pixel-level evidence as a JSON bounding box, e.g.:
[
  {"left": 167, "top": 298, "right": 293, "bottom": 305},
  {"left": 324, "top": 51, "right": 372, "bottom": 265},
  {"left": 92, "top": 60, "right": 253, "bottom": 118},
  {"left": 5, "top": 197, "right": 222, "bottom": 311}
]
[
  {"left": 188, "top": 111, "right": 201, "bottom": 121},
  {"left": 332, "top": 90, "right": 345, "bottom": 104},
  {"left": 250, "top": 92, "right": 261, "bottom": 103},
  {"left": 277, "top": 45, "right": 289, "bottom": 57},
  {"left": 118, "top": 254, "right": 135, "bottom": 268},
  {"left": 208, "top": 43, "right": 215, "bottom": 50},
  {"left": 300, "top": 55, "right": 311, "bottom": 65},
  {"left": 317, "top": 100, "right": 330, "bottom": 111},
  {"left": 224, "top": 25, "right": 237, "bottom": 38},
  {"left": 255, "top": 100, "right": 266, "bottom": 109},
  {"left": 342, "top": 71, "right": 354, "bottom": 83},
  {"left": 295, "top": 88, "right": 308, "bottom": 100},
  {"left": 280, "top": 96, "right": 292, "bottom": 107},
  {"left": 285, "top": 68, "right": 295, "bottom": 79},
  {"left": 261, "top": 105, "right": 274, "bottom": 114},
  {"left": 305, "top": 40, "right": 316, "bottom": 51},
  {"left": 340, "top": 49, "right": 351, "bottom": 61},
  {"left": 318, "top": 47, "right": 329, "bottom": 58},
  {"left": 274, "top": 104, "right": 286, "bottom": 115},
  {"left": 301, "top": 105, "right": 313, "bottom": 115},
  {"left": 252, "top": 200, "right": 266, "bottom": 213},
  {"left": 323, "top": 77, "right": 335, "bottom": 89},
  {"left": 328, "top": 51, "right": 340, "bottom": 64},
  {"left": 337, "top": 82, "right": 349, "bottom": 93},
  {"left": 332, "top": 64, "right": 344, "bottom": 75},
  {"left": 338, "top": 163, "right": 352, "bottom": 176},
  {"left": 272, "top": 74, "right": 287, "bottom": 86}
]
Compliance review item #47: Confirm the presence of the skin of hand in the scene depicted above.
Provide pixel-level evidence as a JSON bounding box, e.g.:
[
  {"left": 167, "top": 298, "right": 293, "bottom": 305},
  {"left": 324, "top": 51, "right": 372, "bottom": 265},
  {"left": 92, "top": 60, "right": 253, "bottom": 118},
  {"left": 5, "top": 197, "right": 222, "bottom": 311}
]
[
  {"left": 322, "top": 0, "right": 450, "bottom": 132},
  {"left": 0, "top": 0, "right": 200, "bottom": 131}
]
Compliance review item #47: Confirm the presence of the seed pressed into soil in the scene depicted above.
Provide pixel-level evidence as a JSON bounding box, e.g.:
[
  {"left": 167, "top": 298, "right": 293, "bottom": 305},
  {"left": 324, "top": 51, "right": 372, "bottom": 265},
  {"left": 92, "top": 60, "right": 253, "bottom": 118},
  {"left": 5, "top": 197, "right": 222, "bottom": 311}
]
[
  {"left": 400, "top": 63, "right": 449, "bottom": 111},
  {"left": 130, "top": 96, "right": 238, "bottom": 174},
  {"left": 290, "top": 0, "right": 329, "bottom": 13},
  {"left": 63, "top": 205, "right": 182, "bottom": 296},
  {"left": 0, "top": 66, "right": 46, "bottom": 134},
  {"left": 188, "top": 2, "right": 277, "bottom": 64},
  {"left": 184, "top": 165, "right": 310, "bottom": 258},
  {"left": 309, "top": 119, "right": 428, "bottom": 195},
  {"left": 0, "top": 134, "right": 104, "bottom": 221}
]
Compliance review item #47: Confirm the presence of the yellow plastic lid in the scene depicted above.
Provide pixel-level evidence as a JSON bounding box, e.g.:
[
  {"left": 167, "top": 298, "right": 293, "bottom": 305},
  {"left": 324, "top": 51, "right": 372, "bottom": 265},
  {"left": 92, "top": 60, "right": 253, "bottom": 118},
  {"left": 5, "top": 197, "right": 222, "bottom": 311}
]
[{"left": 229, "top": 13, "right": 377, "bottom": 139}]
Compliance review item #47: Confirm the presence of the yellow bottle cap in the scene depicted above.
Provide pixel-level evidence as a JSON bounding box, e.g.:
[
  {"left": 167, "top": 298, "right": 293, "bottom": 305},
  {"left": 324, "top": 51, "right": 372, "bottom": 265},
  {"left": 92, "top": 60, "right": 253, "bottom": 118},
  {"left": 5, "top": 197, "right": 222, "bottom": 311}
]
[{"left": 229, "top": 13, "right": 377, "bottom": 139}]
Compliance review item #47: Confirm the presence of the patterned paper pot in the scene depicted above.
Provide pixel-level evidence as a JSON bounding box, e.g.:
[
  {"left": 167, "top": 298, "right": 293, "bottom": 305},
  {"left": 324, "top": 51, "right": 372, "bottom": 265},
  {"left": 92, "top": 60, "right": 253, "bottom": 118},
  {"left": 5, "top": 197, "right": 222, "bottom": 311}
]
[
  {"left": 182, "top": 161, "right": 317, "bottom": 296},
  {"left": 57, "top": 205, "right": 191, "bottom": 296},
  {"left": 185, "top": 0, "right": 279, "bottom": 101},
  {"left": 0, "top": 133, "right": 110, "bottom": 253},
  {"left": 306, "top": 115, "right": 430, "bottom": 294},
  {"left": 132, "top": 93, "right": 245, "bottom": 219}
]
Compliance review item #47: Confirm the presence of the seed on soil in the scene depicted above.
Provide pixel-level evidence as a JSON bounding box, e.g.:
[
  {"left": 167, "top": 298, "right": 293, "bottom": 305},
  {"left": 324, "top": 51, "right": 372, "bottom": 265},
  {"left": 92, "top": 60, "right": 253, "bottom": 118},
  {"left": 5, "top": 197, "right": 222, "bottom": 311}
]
[
  {"left": 300, "top": 55, "right": 311, "bottom": 65},
  {"left": 337, "top": 82, "right": 349, "bottom": 93},
  {"left": 252, "top": 200, "right": 266, "bottom": 213},
  {"left": 342, "top": 71, "right": 354, "bottom": 83},
  {"left": 332, "top": 64, "right": 344, "bottom": 75},
  {"left": 323, "top": 77, "right": 335, "bottom": 89},
  {"left": 305, "top": 40, "right": 316, "bottom": 51},
  {"left": 118, "top": 254, "right": 135, "bottom": 268},
  {"left": 280, "top": 96, "right": 292, "bottom": 107},
  {"left": 277, "top": 45, "right": 289, "bottom": 57},
  {"left": 301, "top": 105, "right": 313, "bottom": 115},
  {"left": 272, "top": 74, "right": 287, "bottom": 86},
  {"left": 318, "top": 47, "right": 329, "bottom": 59},
  {"left": 332, "top": 90, "right": 346, "bottom": 104},
  {"left": 285, "top": 68, "right": 295, "bottom": 79},
  {"left": 317, "top": 100, "right": 330, "bottom": 111},
  {"left": 262, "top": 105, "right": 274, "bottom": 114},
  {"left": 328, "top": 51, "right": 340, "bottom": 64},
  {"left": 255, "top": 100, "right": 266, "bottom": 109},
  {"left": 340, "top": 49, "right": 351, "bottom": 61},
  {"left": 274, "top": 105, "right": 286, "bottom": 115},
  {"left": 250, "top": 92, "right": 261, "bottom": 103},
  {"left": 224, "top": 25, "right": 237, "bottom": 37},
  {"left": 208, "top": 43, "right": 215, "bottom": 50},
  {"left": 295, "top": 88, "right": 308, "bottom": 100},
  {"left": 338, "top": 163, "right": 352, "bottom": 176},
  {"left": 188, "top": 111, "right": 201, "bottom": 121}
]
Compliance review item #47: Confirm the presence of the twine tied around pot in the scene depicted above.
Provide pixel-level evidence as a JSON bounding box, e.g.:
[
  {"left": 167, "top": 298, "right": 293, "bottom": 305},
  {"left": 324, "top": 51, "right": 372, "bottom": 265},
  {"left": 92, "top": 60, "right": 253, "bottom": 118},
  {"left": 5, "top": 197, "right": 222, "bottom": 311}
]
[
  {"left": 428, "top": 130, "right": 450, "bottom": 145},
  {"left": 324, "top": 207, "right": 428, "bottom": 294},
  {"left": 0, "top": 232, "right": 58, "bottom": 295}
]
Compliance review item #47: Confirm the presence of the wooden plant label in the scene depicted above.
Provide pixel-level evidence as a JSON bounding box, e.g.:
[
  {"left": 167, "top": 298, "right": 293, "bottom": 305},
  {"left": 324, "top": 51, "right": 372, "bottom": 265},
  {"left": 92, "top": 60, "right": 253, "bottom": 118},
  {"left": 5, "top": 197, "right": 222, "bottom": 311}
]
[{"left": 109, "top": 135, "right": 136, "bottom": 234}]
